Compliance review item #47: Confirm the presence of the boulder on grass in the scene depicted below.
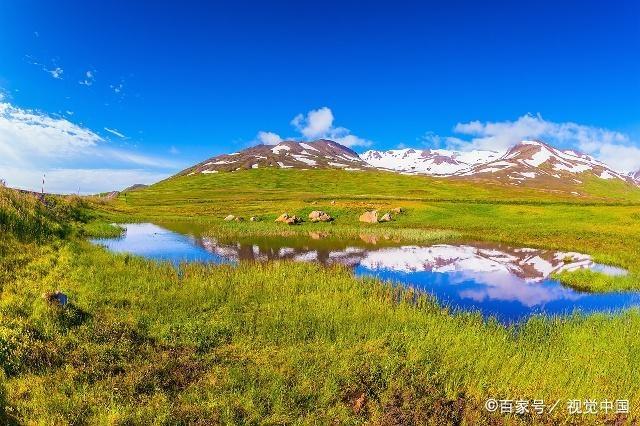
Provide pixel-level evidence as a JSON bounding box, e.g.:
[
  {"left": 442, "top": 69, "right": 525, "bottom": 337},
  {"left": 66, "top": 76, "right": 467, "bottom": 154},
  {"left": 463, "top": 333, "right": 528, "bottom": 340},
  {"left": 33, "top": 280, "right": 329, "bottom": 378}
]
[
  {"left": 359, "top": 210, "right": 378, "bottom": 223},
  {"left": 285, "top": 215, "right": 303, "bottom": 225},
  {"left": 309, "top": 231, "right": 329, "bottom": 240},
  {"left": 391, "top": 207, "right": 405, "bottom": 214},
  {"left": 309, "top": 210, "right": 334, "bottom": 222},
  {"left": 379, "top": 213, "right": 393, "bottom": 222},
  {"left": 224, "top": 215, "right": 236, "bottom": 221},
  {"left": 275, "top": 213, "right": 291, "bottom": 223},
  {"left": 234, "top": 217, "right": 245, "bottom": 222},
  {"left": 250, "top": 216, "right": 260, "bottom": 222}
]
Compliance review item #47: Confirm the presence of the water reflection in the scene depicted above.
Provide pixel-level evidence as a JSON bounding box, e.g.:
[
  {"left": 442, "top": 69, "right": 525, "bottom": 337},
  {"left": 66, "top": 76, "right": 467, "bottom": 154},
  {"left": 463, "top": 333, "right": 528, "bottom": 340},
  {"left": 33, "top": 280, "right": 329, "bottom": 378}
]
[{"left": 93, "top": 223, "right": 637, "bottom": 324}]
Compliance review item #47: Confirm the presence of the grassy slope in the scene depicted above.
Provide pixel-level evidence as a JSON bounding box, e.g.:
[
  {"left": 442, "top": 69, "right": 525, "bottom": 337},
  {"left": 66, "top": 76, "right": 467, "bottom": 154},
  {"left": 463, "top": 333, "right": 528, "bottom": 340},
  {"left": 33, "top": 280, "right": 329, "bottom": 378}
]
[{"left": 3, "top": 175, "right": 640, "bottom": 423}]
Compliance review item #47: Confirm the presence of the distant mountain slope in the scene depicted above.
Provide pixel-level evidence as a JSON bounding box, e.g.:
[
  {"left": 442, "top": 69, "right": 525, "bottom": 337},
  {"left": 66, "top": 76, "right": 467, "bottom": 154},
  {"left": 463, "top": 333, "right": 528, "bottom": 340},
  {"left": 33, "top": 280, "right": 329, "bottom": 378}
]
[
  {"left": 631, "top": 170, "right": 640, "bottom": 184},
  {"left": 360, "top": 148, "right": 502, "bottom": 176},
  {"left": 122, "top": 184, "right": 149, "bottom": 192},
  {"left": 457, "top": 140, "right": 631, "bottom": 186},
  {"left": 181, "top": 139, "right": 371, "bottom": 175}
]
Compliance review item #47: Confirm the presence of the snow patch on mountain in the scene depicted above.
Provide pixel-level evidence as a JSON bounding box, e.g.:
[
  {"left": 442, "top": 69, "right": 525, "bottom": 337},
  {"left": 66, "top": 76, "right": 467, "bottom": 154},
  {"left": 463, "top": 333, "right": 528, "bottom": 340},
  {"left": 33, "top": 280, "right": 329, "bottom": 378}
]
[{"left": 359, "top": 148, "right": 502, "bottom": 176}]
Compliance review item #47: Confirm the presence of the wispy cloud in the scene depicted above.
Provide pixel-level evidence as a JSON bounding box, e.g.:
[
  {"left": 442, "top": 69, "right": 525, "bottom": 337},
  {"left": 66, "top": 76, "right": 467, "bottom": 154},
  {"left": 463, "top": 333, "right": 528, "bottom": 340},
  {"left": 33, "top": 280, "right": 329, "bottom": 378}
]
[
  {"left": 430, "top": 114, "right": 640, "bottom": 173},
  {"left": 0, "top": 166, "right": 167, "bottom": 195},
  {"left": 104, "top": 127, "right": 126, "bottom": 138},
  {"left": 79, "top": 70, "right": 95, "bottom": 86},
  {"left": 25, "top": 55, "right": 64, "bottom": 80},
  {"left": 110, "top": 82, "right": 124, "bottom": 93},
  {"left": 256, "top": 107, "right": 372, "bottom": 148},
  {"left": 0, "top": 100, "right": 179, "bottom": 193},
  {"left": 47, "top": 67, "right": 64, "bottom": 79}
]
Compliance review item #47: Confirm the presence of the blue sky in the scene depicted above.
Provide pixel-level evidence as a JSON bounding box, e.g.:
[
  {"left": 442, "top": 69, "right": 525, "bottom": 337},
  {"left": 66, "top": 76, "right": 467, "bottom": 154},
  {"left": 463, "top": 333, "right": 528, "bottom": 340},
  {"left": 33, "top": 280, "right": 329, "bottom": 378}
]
[{"left": 0, "top": 0, "right": 639, "bottom": 192}]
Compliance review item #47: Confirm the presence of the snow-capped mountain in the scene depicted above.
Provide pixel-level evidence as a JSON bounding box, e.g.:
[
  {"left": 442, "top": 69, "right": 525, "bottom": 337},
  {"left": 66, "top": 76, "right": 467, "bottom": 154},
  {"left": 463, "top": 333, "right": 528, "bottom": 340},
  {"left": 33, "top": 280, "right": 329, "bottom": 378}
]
[
  {"left": 359, "top": 148, "right": 502, "bottom": 176},
  {"left": 457, "top": 140, "right": 630, "bottom": 184},
  {"left": 361, "top": 140, "right": 635, "bottom": 187},
  {"left": 181, "top": 139, "right": 371, "bottom": 175},
  {"left": 180, "top": 138, "right": 639, "bottom": 189}
]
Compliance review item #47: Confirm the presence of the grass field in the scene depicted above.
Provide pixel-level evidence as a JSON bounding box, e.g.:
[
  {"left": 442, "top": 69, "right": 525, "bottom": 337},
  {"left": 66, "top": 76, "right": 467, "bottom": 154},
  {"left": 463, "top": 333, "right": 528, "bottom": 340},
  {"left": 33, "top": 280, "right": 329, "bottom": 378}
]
[
  {"left": 98, "top": 169, "right": 640, "bottom": 290},
  {"left": 2, "top": 169, "right": 640, "bottom": 424}
]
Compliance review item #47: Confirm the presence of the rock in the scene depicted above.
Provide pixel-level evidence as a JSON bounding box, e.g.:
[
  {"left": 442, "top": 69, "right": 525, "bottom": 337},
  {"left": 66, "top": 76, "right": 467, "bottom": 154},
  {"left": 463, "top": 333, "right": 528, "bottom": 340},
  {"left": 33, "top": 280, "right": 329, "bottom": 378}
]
[
  {"left": 285, "top": 215, "right": 303, "bottom": 225},
  {"left": 379, "top": 213, "right": 393, "bottom": 222},
  {"left": 42, "top": 291, "right": 68, "bottom": 307},
  {"left": 309, "top": 210, "right": 333, "bottom": 222},
  {"left": 234, "top": 217, "right": 245, "bottom": 222},
  {"left": 309, "top": 231, "right": 329, "bottom": 240},
  {"left": 330, "top": 200, "right": 336, "bottom": 205},
  {"left": 391, "top": 207, "right": 405, "bottom": 214},
  {"left": 275, "top": 213, "right": 291, "bottom": 223},
  {"left": 249, "top": 216, "right": 259, "bottom": 222},
  {"left": 276, "top": 213, "right": 303, "bottom": 225},
  {"left": 359, "top": 210, "right": 378, "bottom": 223},
  {"left": 224, "top": 215, "right": 236, "bottom": 221},
  {"left": 359, "top": 234, "right": 378, "bottom": 244}
]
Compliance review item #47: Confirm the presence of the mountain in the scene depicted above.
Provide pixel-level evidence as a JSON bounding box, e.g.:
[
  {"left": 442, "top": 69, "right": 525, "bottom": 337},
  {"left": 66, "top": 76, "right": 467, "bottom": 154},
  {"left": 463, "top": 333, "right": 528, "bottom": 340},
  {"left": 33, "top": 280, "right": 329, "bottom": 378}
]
[
  {"left": 122, "top": 184, "right": 149, "bottom": 192},
  {"left": 360, "top": 148, "right": 501, "bottom": 176},
  {"left": 457, "top": 140, "right": 631, "bottom": 186},
  {"left": 181, "top": 139, "right": 371, "bottom": 175},
  {"left": 179, "top": 138, "right": 639, "bottom": 190}
]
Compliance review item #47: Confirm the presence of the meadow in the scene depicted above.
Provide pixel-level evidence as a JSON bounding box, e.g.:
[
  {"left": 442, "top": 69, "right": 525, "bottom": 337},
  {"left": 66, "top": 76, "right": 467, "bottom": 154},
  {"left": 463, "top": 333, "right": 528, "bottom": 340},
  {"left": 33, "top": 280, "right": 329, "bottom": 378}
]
[
  {"left": 98, "top": 169, "right": 640, "bottom": 290},
  {"left": 2, "top": 169, "right": 640, "bottom": 424}
]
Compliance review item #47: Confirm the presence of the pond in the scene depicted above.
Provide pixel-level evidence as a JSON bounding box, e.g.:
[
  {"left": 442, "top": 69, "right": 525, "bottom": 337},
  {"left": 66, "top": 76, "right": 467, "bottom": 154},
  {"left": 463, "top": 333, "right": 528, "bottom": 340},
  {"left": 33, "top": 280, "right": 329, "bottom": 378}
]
[{"left": 92, "top": 223, "right": 638, "bottom": 324}]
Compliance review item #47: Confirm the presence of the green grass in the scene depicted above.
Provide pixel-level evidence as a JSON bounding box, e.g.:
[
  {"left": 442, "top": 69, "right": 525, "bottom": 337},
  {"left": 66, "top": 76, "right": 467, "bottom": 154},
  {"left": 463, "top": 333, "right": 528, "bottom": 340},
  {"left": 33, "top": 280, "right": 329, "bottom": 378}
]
[
  {"left": 3, "top": 171, "right": 640, "bottom": 423},
  {"left": 2, "top": 238, "right": 640, "bottom": 424},
  {"left": 95, "top": 169, "right": 640, "bottom": 291}
]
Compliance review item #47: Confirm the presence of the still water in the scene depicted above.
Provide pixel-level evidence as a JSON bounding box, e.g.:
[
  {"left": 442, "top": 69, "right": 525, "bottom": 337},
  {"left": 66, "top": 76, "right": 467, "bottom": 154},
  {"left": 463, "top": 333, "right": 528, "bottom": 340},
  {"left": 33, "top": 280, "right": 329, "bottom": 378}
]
[{"left": 92, "top": 223, "right": 638, "bottom": 324}]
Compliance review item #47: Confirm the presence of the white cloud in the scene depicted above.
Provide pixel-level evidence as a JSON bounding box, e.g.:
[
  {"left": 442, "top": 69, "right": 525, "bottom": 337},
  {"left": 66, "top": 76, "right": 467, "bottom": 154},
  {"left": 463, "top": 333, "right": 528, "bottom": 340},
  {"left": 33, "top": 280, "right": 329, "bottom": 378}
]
[
  {"left": 0, "top": 101, "right": 178, "bottom": 193},
  {"left": 256, "top": 107, "right": 372, "bottom": 148},
  {"left": 438, "top": 114, "right": 640, "bottom": 173},
  {"left": 47, "top": 67, "right": 64, "bottom": 79},
  {"left": 291, "top": 107, "right": 334, "bottom": 138},
  {"left": 79, "top": 70, "right": 95, "bottom": 86},
  {"left": 0, "top": 167, "right": 167, "bottom": 194},
  {"left": 256, "top": 131, "right": 282, "bottom": 145},
  {"left": 110, "top": 82, "right": 124, "bottom": 93},
  {"left": 104, "top": 127, "right": 126, "bottom": 138},
  {"left": 25, "top": 55, "right": 64, "bottom": 80}
]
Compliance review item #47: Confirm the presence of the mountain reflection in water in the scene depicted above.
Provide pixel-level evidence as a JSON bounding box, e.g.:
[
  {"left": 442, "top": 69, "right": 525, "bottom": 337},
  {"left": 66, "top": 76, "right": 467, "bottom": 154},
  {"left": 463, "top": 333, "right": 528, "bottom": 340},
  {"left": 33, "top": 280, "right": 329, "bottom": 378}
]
[{"left": 93, "top": 223, "right": 637, "bottom": 324}]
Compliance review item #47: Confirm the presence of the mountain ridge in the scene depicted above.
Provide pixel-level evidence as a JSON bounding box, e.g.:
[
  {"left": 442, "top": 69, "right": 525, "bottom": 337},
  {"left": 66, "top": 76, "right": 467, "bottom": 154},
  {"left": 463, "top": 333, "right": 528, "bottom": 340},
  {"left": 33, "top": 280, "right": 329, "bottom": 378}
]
[{"left": 177, "top": 139, "right": 639, "bottom": 190}]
